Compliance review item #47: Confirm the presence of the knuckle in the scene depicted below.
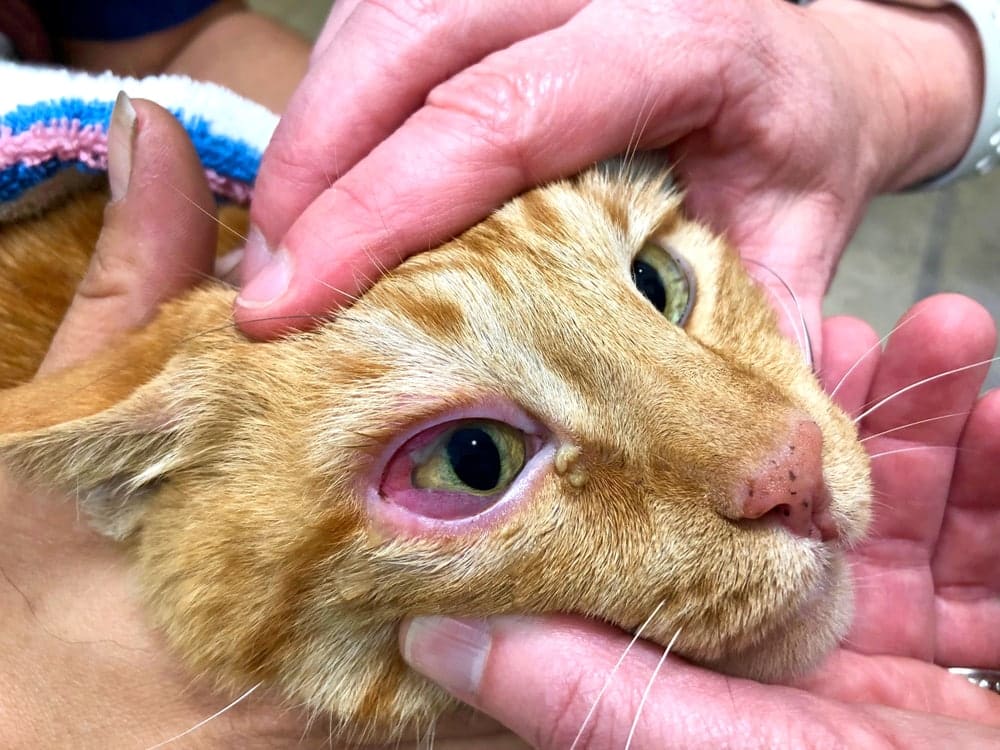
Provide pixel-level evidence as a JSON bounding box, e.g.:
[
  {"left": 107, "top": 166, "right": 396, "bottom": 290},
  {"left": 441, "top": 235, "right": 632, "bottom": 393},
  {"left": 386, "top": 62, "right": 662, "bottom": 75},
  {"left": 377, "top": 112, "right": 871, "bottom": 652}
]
[
  {"left": 425, "top": 64, "right": 542, "bottom": 179},
  {"left": 80, "top": 240, "right": 136, "bottom": 303},
  {"left": 324, "top": 179, "right": 392, "bottom": 240},
  {"left": 356, "top": 0, "right": 452, "bottom": 39}
]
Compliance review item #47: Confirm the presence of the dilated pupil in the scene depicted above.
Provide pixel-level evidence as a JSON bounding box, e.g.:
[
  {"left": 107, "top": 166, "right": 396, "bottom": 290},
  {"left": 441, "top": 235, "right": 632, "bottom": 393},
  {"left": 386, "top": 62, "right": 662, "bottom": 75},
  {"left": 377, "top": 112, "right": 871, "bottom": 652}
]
[
  {"left": 631, "top": 259, "right": 667, "bottom": 312},
  {"left": 447, "top": 427, "right": 502, "bottom": 491}
]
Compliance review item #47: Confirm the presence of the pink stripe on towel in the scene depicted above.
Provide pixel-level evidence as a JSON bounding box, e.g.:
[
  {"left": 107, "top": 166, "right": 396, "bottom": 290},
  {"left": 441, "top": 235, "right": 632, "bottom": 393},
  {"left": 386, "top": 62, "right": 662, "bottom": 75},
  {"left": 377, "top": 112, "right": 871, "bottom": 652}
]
[
  {"left": 0, "top": 120, "right": 253, "bottom": 203},
  {"left": 0, "top": 120, "right": 108, "bottom": 169}
]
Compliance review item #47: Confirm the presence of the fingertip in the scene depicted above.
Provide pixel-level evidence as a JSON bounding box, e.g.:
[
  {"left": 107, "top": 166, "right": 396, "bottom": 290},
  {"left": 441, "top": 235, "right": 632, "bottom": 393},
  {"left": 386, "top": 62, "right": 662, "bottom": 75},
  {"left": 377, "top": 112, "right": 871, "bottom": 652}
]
[
  {"left": 820, "top": 315, "right": 879, "bottom": 412},
  {"left": 901, "top": 294, "right": 998, "bottom": 357},
  {"left": 236, "top": 248, "right": 293, "bottom": 309},
  {"left": 399, "top": 616, "right": 492, "bottom": 701},
  {"left": 233, "top": 241, "right": 377, "bottom": 339}
]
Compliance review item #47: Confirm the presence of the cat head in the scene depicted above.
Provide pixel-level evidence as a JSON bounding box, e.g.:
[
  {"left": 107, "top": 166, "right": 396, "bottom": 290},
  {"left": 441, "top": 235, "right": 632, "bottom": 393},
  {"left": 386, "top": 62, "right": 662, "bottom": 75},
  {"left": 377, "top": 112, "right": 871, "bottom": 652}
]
[{"left": 0, "top": 159, "right": 870, "bottom": 741}]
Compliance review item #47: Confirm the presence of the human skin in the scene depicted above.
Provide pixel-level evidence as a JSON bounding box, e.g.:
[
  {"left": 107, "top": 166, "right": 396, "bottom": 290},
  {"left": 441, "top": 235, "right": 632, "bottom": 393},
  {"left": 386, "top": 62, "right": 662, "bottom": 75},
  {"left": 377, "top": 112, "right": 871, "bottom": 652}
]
[
  {"left": 1, "top": 98, "right": 998, "bottom": 749},
  {"left": 53, "top": 0, "right": 310, "bottom": 112},
  {"left": 399, "top": 303, "right": 1000, "bottom": 747},
  {"left": 234, "top": 0, "right": 982, "bottom": 361}
]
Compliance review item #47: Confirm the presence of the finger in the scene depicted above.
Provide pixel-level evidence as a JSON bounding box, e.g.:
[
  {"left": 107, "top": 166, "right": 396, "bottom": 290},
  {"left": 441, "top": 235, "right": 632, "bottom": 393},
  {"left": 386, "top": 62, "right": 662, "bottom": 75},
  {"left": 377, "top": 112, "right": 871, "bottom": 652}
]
[
  {"left": 818, "top": 315, "right": 880, "bottom": 414},
  {"left": 933, "top": 388, "right": 1000, "bottom": 667},
  {"left": 798, "top": 650, "right": 1000, "bottom": 728},
  {"left": 400, "top": 615, "right": 998, "bottom": 748},
  {"left": 235, "top": 1, "right": 750, "bottom": 336},
  {"left": 38, "top": 95, "right": 216, "bottom": 376},
  {"left": 311, "top": 0, "right": 368, "bottom": 60},
  {"left": 861, "top": 295, "right": 996, "bottom": 442},
  {"left": 247, "top": 0, "right": 584, "bottom": 275},
  {"left": 848, "top": 295, "right": 996, "bottom": 658}
]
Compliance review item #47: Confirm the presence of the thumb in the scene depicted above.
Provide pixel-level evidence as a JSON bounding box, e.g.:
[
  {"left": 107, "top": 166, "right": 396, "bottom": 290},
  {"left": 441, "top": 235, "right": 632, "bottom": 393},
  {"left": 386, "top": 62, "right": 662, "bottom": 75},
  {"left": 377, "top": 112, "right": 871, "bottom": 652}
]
[
  {"left": 399, "top": 615, "right": 806, "bottom": 749},
  {"left": 399, "top": 614, "right": 979, "bottom": 749},
  {"left": 39, "top": 93, "right": 216, "bottom": 376}
]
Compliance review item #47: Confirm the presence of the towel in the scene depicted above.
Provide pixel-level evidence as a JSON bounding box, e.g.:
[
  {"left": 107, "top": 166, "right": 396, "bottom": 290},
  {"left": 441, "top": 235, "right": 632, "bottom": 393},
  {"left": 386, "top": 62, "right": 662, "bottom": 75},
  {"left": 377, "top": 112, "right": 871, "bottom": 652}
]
[{"left": 0, "top": 61, "right": 279, "bottom": 221}]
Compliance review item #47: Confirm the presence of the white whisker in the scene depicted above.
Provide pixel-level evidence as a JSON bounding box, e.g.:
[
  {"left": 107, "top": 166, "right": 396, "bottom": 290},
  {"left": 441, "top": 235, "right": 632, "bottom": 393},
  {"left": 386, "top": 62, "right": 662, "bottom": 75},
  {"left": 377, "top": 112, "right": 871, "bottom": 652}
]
[
  {"left": 622, "top": 87, "right": 657, "bottom": 178},
  {"left": 867, "top": 445, "right": 953, "bottom": 461},
  {"left": 853, "top": 357, "right": 999, "bottom": 423},
  {"left": 570, "top": 600, "right": 665, "bottom": 750},
  {"left": 743, "top": 259, "right": 812, "bottom": 369},
  {"left": 144, "top": 682, "right": 261, "bottom": 749},
  {"left": 861, "top": 411, "right": 969, "bottom": 443},
  {"left": 828, "top": 309, "right": 925, "bottom": 400},
  {"left": 624, "top": 627, "right": 681, "bottom": 750},
  {"left": 315, "top": 277, "right": 363, "bottom": 304},
  {"left": 168, "top": 183, "right": 248, "bottom": 243}
]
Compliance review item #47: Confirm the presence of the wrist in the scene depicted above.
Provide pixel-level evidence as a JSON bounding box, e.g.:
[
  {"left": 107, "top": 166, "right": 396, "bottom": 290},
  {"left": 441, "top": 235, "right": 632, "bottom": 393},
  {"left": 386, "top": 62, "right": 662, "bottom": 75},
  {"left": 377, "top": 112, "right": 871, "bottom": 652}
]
[{"left": 811, "top": 0, "right": 982, "bottom": 190}]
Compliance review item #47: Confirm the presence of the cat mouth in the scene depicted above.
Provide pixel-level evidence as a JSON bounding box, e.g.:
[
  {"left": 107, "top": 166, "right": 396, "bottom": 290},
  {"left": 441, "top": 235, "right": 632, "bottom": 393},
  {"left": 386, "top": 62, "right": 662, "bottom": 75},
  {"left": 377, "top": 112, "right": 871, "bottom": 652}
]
[{"left": 813, "top": 504, "right": 840, "bottom": 543}]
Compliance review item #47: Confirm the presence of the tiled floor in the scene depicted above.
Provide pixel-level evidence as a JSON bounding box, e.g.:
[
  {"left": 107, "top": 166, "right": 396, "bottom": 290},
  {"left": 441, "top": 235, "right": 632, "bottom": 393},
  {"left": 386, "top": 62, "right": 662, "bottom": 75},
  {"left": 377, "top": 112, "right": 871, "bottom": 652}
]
[
  {"left": 251, "top": 0, "right": 999, "bottom": 390},
  {"left": 828, "top": 172, "right": 1000, "bottom": 390}
]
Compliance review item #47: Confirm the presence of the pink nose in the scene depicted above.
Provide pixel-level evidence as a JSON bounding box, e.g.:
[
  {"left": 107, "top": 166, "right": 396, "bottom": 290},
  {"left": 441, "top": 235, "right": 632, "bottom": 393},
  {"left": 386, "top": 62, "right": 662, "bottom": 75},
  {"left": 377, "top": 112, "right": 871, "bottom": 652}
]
[{"left": 733, "top": 419, "right": 836, "bottom": 541}]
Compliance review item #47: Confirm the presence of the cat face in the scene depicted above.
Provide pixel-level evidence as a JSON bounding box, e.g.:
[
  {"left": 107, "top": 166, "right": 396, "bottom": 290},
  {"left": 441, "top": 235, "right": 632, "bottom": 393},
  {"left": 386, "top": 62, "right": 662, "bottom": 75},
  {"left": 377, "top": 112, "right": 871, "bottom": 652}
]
[{"left": 0, "top": 160, "right": 870, "bottom": 741}]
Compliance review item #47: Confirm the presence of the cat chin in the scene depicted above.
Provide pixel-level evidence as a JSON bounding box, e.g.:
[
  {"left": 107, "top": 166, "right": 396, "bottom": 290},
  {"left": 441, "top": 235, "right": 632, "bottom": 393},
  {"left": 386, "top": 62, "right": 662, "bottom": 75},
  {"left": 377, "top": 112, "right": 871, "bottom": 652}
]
[{"left": 703, "top": 556, "right": 854, "bottom": 683}]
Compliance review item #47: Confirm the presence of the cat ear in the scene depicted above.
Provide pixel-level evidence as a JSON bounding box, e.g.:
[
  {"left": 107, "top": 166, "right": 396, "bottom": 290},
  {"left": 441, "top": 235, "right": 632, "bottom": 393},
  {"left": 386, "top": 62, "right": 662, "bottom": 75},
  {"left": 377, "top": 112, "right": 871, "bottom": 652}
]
[{"left": 0, "top": 299, "right": 216, "bottom": 541}]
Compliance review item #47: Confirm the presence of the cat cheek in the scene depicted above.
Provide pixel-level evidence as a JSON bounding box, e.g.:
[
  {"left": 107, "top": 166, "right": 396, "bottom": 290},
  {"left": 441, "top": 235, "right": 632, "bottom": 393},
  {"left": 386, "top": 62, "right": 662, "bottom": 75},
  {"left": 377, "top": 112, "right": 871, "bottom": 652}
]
[{"left": 366, "top": 442, "right": 555, "bottom": 538}]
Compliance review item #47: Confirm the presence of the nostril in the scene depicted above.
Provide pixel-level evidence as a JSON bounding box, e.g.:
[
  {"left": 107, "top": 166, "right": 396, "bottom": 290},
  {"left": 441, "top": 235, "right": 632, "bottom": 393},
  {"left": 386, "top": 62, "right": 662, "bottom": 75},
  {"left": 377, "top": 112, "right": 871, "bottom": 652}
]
[{"left": 728, "top": 418, "right": 838, "bottom": 541}]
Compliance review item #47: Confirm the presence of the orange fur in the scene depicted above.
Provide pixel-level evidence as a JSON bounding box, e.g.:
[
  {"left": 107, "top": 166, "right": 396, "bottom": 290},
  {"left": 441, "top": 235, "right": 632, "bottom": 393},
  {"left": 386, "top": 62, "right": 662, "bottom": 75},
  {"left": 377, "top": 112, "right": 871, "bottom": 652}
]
[{"left": 0, "top": 161, "right": 870, "bottom": 742}]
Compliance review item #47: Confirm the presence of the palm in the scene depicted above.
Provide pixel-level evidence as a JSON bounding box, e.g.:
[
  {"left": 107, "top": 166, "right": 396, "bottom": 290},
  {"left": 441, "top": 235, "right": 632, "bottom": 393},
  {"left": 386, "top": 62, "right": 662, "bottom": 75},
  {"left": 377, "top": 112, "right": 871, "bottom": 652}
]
[{"left": 798, "top": 296, "right": 1000, "bottom": 722}]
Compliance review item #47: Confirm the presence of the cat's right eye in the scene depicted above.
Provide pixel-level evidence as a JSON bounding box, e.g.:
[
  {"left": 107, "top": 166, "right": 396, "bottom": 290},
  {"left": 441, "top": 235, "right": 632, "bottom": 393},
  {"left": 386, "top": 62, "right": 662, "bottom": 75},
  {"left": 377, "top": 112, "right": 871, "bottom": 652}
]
[
  {"left": 411, "top": 420, "right": 525, "bottom": 495},
  {"left": 631, "top": 241, "right": 694, "bottom": 325},
  {"left": 378, "top": 419, "right": 530, "bottom": 521}
]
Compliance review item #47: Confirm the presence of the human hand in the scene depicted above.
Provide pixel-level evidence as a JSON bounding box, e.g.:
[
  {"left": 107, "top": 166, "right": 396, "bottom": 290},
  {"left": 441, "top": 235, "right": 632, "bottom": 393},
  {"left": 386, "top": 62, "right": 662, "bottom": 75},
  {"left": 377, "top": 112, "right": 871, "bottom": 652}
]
[
  {"left": 0, "top": 95, "right": 522, "bottom": 749},
  {"left": 236, "top": 0, "right": 982, "bottom": 357},
  {"left": 399, "top": 294, "right": 1000, "bottom": 748}
]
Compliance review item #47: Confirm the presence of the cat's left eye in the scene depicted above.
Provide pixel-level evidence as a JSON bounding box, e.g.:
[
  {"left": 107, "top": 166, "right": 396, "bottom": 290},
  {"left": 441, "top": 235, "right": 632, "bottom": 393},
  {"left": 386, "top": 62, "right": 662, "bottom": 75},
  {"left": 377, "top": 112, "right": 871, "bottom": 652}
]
[{"left": 631, "top": 241, "right": 694, "bottom": 325}]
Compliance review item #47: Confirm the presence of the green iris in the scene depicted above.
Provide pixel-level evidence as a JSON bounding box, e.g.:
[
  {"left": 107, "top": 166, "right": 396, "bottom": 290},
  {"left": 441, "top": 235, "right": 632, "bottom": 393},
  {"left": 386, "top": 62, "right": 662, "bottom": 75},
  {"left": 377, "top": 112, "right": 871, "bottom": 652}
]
[
  {"left": 412, "top": 420, "right": 526, "bottom": 495},
  {"left": 630, "top": 242, "right": 694, "bottom": 325}
]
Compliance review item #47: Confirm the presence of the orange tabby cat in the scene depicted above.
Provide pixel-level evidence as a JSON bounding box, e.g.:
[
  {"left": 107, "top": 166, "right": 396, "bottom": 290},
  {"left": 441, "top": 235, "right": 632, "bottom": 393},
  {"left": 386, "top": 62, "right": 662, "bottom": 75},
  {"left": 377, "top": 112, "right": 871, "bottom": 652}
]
[{"left": 0, "top": 158, "right": 870, "bottom": 742}]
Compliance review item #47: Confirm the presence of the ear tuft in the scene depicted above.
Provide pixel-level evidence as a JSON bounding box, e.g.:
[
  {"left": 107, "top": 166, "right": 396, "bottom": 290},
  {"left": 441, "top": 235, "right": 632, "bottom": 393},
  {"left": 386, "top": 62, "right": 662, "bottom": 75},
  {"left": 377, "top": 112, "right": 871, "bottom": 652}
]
[
  {"left": 0, "top": 288, "right": 236, "bottom": 539},
  {"left": 0, "top": 395, "right": 182, "bottom": 540}
]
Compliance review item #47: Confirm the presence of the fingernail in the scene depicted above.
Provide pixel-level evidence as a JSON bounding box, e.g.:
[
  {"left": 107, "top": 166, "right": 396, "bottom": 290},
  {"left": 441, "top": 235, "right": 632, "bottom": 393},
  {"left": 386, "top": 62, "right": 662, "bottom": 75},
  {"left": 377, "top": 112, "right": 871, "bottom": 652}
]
[
  {"left": 241, "top": 225, "right": 274, "bottom": 281},
  {"left": 107, "top": 91, "right": 137, "bottom": 203},
  {"left": 236, "top": 248, "right": 293, "bottom": 308},
  {"left": 401, "top": 616, "right": 491, "bottom": 698}
]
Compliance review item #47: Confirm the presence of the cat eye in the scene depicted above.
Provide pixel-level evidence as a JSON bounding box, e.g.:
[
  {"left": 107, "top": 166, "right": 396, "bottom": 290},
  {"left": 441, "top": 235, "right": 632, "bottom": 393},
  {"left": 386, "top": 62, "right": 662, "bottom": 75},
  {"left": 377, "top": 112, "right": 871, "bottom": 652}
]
[
  {"left": 377, "top": 414, "right": 539, "bottom": 524},
  {"left": 411, "top": 420, "right": 526, "bottom": 495},
  {"left": 631, "top": 242, "right": 694, "bottom": 325}
]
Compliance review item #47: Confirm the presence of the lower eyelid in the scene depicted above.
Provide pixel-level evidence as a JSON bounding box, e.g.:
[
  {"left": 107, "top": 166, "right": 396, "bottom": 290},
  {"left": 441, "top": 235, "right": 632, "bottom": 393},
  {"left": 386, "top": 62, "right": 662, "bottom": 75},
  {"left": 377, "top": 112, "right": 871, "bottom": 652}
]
[{"left": 367, "top": 440, "right": 556, "bottom": 538}]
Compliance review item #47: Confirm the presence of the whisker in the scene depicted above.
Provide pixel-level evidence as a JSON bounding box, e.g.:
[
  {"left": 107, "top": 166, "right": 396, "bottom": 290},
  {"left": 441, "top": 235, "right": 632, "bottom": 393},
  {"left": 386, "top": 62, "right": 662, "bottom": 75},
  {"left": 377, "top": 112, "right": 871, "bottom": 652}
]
[
  {"left": 168, "top": 183, "right": 248, "bottom": 243},
  {"left": 144, "top": 682, "right": 261, "bottom": 749},
  {"left": 569, "top": 600, "right": 665, "bottom": 750},
  {"left": 828, "top": 309, "right": 925, "bottom": 400},
  {"left": 742, "top": 259, "right": 812, "bottom": 369},
  {"left": 867, "top": 445, "right": 954, "bottom": 461},
  {"left": 622, "top": 87, "right": 657, "bottom": 178},
  {"left": 853, "top": 356, "right": 999, "bottom": 423},
  {"left": 624, "top": 627, "right": 681, "bottom": 750},
  {"left": 315, "top": 277, "right": 363, "bottom": 305},
  {"left": 860, "top": 411, "right": 969, "bottom": 443},
  {"left": 180, "top": 314, "right": 325, "bottom": 344}
]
